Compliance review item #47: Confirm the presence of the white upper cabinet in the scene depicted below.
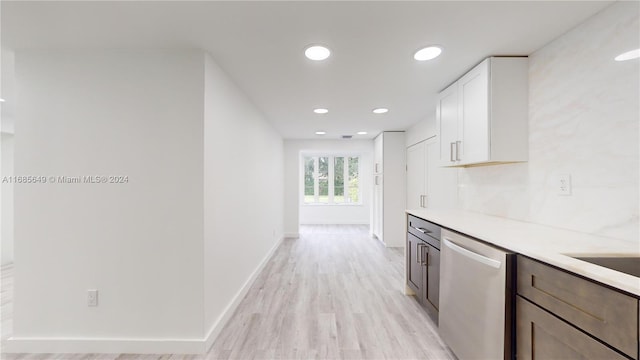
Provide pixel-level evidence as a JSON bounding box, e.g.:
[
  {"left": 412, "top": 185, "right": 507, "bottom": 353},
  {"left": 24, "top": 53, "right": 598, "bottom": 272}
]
[
  {"left": 438, "top": 83, "right": 459, "bottom": 164},
  {"left": 437, "top": 57, "right": 529, "bottom": 167}
]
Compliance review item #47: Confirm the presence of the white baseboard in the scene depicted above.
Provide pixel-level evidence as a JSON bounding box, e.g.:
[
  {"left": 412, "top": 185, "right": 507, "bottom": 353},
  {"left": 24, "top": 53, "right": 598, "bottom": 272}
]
[
  {"left": 284, "top": 232, "right": 299, "bottom": 239},
  {"left": 3, "top": 336, "right": 205, "bottom": 354},
  {"left": 202, "top": 235, "right": 284, "bottom": 352},
  {"left": 299, "top": 221, "right": 370, "bottom": 225},
  {"left": 3, "top": 236, "right": 286, "bottom": 355}
]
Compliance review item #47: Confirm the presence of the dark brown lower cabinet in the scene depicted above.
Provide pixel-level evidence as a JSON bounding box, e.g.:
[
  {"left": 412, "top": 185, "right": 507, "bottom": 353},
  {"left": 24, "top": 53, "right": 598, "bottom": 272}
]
[
  {"left": 517, "top": 256, "right": 637, "bottom": 357},
  {"left": 516, "top": 296, "right": 627, "bottom": 360},
  {"left": 516, "top": 256, "right": 639, "bottom": 360},
  {"left": 407, "top": 233, "right": 422, "bottom": 292},
  {"left": 425, "top": 244, "right": 440, "bottom": 310},
  {"left": 406, "top": 232, "right": 440, "bottom": 322}
]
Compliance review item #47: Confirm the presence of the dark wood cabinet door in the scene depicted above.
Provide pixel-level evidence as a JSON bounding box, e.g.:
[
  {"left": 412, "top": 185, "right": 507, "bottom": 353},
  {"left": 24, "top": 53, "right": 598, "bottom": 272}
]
[
  {"left": 517, "top": 256, "right": 637, "bottom": 358},
  {"left": 406, "top": 233, "right": 422, "bottom": 295},
  {"left": 426, "top": 246, "right": 440, "bottom": 310},
  {"left": 516, "top": 296, "right": 627, "bottom": 360},
  {"left": 420, "top": 244, "right": 428, "bottom": 303}
]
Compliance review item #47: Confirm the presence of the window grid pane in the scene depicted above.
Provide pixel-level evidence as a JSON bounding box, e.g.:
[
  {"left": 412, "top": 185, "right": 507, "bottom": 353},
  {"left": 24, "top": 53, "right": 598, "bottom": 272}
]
[
  {"left": 303, "top": 157, "right": 315, "bottom": 203},
  {"left": 318, "top": 157, "right": 329, "bottom": 203},
  {"left": 348, "top": 157, "right": 359, "bottom": 203},
  {"left": 334, "top": 157, "right": 345, "bottom": 203},
  {"left": 302, "top": 155, "right": 360, "bottom": 205}
]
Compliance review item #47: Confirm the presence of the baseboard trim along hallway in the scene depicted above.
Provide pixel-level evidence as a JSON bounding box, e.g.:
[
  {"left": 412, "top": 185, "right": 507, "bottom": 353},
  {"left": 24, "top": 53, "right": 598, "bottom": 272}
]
[
  {"left": 2, "top": 236, "right": 286, "bottom": 355},
  {"left": 2, "top": 226, "right": 454, "bottom": 359},
  {"left": 203, "top": 235, "right": 286, "bottom": 353}
]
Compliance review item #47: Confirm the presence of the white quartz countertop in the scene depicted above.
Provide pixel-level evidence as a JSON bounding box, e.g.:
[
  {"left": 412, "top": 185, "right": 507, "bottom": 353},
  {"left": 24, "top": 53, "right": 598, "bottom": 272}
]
[{"left": 406, "top": 209, "right": 640, "bottom": 297}]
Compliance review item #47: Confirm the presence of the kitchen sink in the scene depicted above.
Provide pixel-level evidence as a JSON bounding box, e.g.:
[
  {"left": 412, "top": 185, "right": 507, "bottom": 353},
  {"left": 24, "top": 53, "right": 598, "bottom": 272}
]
[{"left": 571, "top": 256, "right": 640, "bottom": 278}]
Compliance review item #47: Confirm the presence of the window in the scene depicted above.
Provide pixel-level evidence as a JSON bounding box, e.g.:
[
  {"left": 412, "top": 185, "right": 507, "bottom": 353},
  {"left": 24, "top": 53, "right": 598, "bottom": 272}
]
[{"left": 303, "top": 155, "right": 360, "bottom": 204}]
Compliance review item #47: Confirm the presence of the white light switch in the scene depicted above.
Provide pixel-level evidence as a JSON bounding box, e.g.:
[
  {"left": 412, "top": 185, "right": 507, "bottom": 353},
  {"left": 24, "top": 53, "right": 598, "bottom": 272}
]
[
  {"left": 557, "top": 174, "right": 572, "bottom": 196},
  {"left": 88, "top": 289, "right": 98, "bottom": 307}
]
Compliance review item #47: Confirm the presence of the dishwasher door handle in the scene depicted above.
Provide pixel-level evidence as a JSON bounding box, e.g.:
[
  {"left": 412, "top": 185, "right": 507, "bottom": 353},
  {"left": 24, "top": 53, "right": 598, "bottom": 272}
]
[{"left": 443, "top": 238, "right": 502, "bottom": 269}]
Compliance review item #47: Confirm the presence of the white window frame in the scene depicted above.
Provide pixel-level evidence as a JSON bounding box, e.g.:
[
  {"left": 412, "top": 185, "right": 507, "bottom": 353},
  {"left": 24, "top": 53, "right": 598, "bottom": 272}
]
[{"left": 300, "top": 153, "right": 362, "bottom": 206}]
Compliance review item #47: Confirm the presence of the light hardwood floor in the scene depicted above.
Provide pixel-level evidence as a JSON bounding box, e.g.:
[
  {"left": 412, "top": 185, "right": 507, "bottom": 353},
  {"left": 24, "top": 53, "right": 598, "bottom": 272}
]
[{"left": 1, "top": 225, "right": 454, "bottom": 360}]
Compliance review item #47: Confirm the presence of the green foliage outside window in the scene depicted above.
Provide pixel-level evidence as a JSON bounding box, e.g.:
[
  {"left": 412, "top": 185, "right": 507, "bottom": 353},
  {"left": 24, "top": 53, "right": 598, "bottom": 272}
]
[{"left": 303, "top": 155, "right": 359, "bottom": 204}]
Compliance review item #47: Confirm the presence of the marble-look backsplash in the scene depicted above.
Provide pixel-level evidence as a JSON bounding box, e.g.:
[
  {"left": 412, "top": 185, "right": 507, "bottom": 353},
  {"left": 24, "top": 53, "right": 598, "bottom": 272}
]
[{"left": 458, "top": 1, "right": 639, "bottom": 243}]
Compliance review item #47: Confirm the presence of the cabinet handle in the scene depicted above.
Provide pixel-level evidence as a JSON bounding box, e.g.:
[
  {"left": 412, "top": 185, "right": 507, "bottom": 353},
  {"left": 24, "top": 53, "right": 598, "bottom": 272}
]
[
  {"left": 416, "top": 243, "right": 424, "bottom": 264},
  {"left": 374, "top": 175, "right": 379, "bottom": 185},
  {"left": 423, "top": 245, "right": 430, "bottom": 266},
  {"left": 456, "top": 141, "right": 461, "bottom": 161},
  {"left": 450, "top": 142, "right": 455, "bottom": 162},
  {"left": 420, "top": 195, "right": 427, "bottom": 208},
  {"left": 411, "top": 225, "right": 430, "bottom": 234},
  {"left": 375, "top": 163, "right": 379, "bottom": 173}
]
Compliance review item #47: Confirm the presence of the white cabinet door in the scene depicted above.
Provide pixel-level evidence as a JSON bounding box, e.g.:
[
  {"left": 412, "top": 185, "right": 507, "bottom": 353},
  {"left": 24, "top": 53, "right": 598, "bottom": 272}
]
[
  {"left": 437, "top": 82, "right": 459, "bottom": 165},
  {"left": 407, "top": 138, "right": 458, "bottom": 211},
  {"left": 373, "top": 174, "right": 383, "bottom": 241},
  {"left": 372, "top": 133, "right": 383, "bottom": 240},
  {"left": 374, "top": 134, "right": 383, "bottom": 174},
  {"left": 458, "top": 59, "right": 490, "bottom": 164},
  {"left": 425, "top": 139, "right": 458, "bottom": 209},
  {"left": 406, "top": 142, "right": 426, "bottom": 209},
  {"left": 436, "top": 57, "right": 527, "bottom": 167}
]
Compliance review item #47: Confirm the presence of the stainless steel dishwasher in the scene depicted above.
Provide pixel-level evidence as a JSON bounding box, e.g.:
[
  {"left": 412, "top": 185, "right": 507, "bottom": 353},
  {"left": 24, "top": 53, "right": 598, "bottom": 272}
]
[{"left": 439, "top": 228, "right": 516, "bottom": 360}]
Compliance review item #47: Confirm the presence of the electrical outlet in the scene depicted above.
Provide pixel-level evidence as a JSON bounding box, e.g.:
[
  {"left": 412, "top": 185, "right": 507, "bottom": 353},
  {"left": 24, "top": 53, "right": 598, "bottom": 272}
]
[
  {"left": 557, "top": 174, "right": 572, "bottom": 196},
  {"left": 87, "top": 289, "right": 98, "bottom": 307}
]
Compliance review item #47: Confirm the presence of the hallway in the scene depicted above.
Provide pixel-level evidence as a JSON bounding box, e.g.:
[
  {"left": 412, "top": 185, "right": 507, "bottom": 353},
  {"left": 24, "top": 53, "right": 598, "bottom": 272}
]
[
  {"left": 2, "top": 226, "right": 454, "bottom": 359},
  {"left": 208, "top": 225, "right": 453, "bottom": 359}
]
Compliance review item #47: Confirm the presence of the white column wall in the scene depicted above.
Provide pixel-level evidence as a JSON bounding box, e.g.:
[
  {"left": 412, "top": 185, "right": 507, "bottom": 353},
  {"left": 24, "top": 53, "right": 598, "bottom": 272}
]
[{"left": 10, "top": 50, "right": 205, "bottom": 352}]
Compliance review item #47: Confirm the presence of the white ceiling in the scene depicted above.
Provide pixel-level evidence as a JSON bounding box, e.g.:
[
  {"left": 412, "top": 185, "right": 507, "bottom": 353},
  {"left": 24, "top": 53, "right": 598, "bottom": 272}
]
[{"left": 1, "top": 1, "right": 612, "bottom": 139}]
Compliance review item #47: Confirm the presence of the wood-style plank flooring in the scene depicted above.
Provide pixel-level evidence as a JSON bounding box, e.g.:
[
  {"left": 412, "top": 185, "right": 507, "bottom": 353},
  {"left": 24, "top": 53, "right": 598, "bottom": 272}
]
[{"left": 1, "top": 225, "right": 454, "bottom": 359}]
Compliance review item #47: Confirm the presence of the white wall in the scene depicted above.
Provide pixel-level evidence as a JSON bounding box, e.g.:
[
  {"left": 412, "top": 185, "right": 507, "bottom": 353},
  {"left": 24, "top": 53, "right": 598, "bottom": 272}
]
[
  {"left": 405, "top": 114, "right": 436, "bottom": 147},
  {"left": 284, "top": 140, "right": 373, "bottom": 235},
  {"left": 7, "top": 49, "right": 285, "bottom": 354},
  {"left": 458, "top": 2, "right": 639, "bottom": 242},
  {"left": 1, "top": 48, "right": 16, "bottom": 266},
  {"left": 10, "top": 50, "right": 206, "bottom": 352},
  {"left": 405, "top": 3, "right": 638, "bottom": 243},
  {"left": 203, "top": 54, "right": 283, "bottom": 343},
  {"left": 1, "top": 133, "right": 14, "bottom": 266}
]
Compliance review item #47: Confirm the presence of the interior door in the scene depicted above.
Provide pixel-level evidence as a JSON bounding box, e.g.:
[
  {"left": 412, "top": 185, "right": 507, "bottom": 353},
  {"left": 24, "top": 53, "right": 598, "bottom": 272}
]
[{"left": 406, "top": 142, "right": 426, "bottom": 209}]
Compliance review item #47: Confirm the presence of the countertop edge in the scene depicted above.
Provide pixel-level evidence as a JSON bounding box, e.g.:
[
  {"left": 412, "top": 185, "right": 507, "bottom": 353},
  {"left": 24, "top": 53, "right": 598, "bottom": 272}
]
[{"left": 406, "top": 209, "right": 640, "bottom": 298}]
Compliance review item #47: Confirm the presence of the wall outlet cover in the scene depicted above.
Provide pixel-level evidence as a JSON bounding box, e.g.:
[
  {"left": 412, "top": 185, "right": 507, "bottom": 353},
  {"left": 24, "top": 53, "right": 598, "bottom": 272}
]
[
  {"left": 88, "top": 289, "right": 98, "bottom": 307},
  {"left": 556, "top": 174, "right": 572, "bottom": 196}
]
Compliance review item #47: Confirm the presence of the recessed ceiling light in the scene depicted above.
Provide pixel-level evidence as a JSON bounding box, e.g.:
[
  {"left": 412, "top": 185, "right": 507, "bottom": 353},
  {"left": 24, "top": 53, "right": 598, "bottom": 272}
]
[
  {"left": 313, "top": 108, "right": 329, "bottom": 114},
  {"left": 615, "top": 48, "right": 640, "bottom": 61},
  {"left": 305, "top": 45, "right": 331, "bottom": 61},
  {"left": 0, "top": 98, "right": 5, "bottom": 102},
  {"left": 414, "top": 46, "right": 442, "bottom": 61},
  {"left": 315, "top": 131, "right": 326, "bottom": 135},
  {"left": 372, "top": 108, "right": 389, "bottom": 114},
  {"left": 357, "top": 131, "right": 368, "bottom": 135}
]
